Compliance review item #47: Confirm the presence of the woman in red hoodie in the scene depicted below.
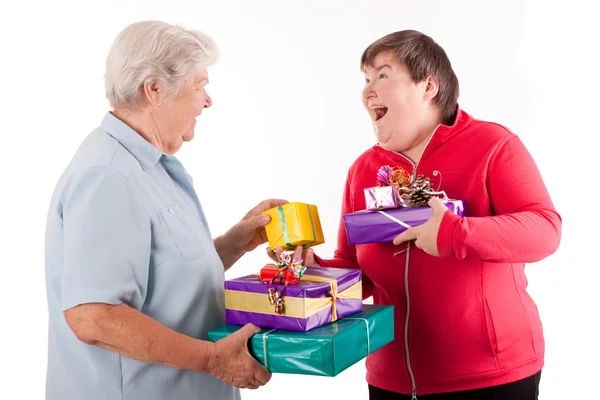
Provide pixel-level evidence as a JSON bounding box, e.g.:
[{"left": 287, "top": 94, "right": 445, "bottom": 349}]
[{"left": 275, "top": 30, "right": 561, "bottom": 399}]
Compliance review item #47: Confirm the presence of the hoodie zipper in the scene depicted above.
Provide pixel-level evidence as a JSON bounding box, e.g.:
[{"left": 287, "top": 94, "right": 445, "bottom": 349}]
[
  {"left": 393, "top": 125, "right": 440, "bottom": 400},
  {"left": 399, "top": 160, "right": 418, "bottom": 400},
  {"left": 403, "top": 242, "right": 417, "bottom": 400}
]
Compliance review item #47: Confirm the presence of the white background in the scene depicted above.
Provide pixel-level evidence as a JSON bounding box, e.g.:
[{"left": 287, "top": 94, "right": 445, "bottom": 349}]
[{"left": 1, "top": 0, "right": 598, "bottom": 399}]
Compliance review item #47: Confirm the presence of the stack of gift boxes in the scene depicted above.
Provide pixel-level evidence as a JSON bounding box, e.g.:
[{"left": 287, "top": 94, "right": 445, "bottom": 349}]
[
  {"left": 208, "top": 202, "right": 394, "bottom": 376},
  {"left": 208, "top": 170, "right": 465, "bottom": 376}
]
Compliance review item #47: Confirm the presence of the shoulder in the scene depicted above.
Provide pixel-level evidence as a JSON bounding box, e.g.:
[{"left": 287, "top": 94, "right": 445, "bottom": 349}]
[
  {"left": 463, "top": 117, "right": 517, "bottom": 145},
  {"left": 64, "top": 166, "right": 136, "bottom": 205},
  {"left": 64, "top": 128, "right": 146, "bottom": 189}
]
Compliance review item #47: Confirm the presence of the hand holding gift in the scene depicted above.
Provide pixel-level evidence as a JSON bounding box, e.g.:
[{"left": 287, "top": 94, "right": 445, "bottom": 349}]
[
  {"left": 392, "top": 196, "right": 449, "bottom": 256},
  {"left": 207, "top": 323, "right": 272, "bottom": 389},
  {"left": 266, "top": 244, "right": 321, "bottom": 269},
  {"left": 225, "top": 199, "right": 289, "bottom": 253},
  {"left": 263, "top": 201, "right": 324, "bottom": 267},
  {"left": 260, "top": 246, "right": 309, "bottom": 286},
  {"left": 216, "top": 199, "right": 289, "bottom": 270}
]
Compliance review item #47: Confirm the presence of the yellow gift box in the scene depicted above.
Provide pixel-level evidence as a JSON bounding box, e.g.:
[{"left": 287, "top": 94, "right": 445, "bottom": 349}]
[{"left": 263, "top": 202, "right": 325, "bottom": 251}]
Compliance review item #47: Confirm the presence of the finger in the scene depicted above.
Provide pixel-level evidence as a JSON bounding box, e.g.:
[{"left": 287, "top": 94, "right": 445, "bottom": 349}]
[
  {"left": 247, "top": 214, "right": 271, "bottom": 229},
  {"left": 275, "top": 247, "right": 284, "bottom": 261},
  {"left": 266, "top": 247, "right": 278, "bottom": 262},
  {"left": 413, "top": 238, "right": 423, "bottom": 249},
  {"left": 253, "top": 364, "right": 272, "bottom": 385},
  {"left": 304, "top": 248, "right": 318, "bottom": 266},
  {"left": 239, "top": 323, "right": 260, "bottom": 339},
  {"left": 257, "top": 199, "right": 289, "bottom": 213},
  {"left": 250, "top": 373, "right": 268, "bottom": 387},
  {"left": 393, "top": 228, "right": 418, "bottom": 245},
  {"left": 428, "top": 197, "right": 448, "bottom": 216},
  {"left": 240, "top": 382, "right": 259, "bottom": 390},
  {"left": 292, "top": 245, "right": 303, "bottom": 264}
]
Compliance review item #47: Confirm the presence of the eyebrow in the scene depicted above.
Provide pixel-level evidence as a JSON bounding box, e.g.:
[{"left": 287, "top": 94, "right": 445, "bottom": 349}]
[{"left": 366, "top": 64, "right": 392, "bottom": 73}]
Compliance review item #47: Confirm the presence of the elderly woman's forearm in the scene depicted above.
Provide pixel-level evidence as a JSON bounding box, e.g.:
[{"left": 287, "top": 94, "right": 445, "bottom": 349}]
[
  {"left": 64, "top": 303, "right": 215, "bottom": 373},
  {"left": 213, "top": 235, "right": 244, "bottom": 271}
]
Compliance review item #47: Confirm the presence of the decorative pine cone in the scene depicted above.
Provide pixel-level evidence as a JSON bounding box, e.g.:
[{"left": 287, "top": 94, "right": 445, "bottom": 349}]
[{"left": 401, "top": 175, "right": 434, "bottom": 207}]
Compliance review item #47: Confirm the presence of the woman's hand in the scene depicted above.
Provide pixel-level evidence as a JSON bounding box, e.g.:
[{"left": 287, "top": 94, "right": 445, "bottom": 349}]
[
  {"left": 206, "top": 324, "right": 272, "bottom": 390},
  {"left": 229, "top": 199, "right": 288, "bottom": 252},
  {"left": 216, "top": 199, "right": 288, "bottom": 270},
  {"left": 267, "top": 245, "right": 321, "bottom": 267},
  {"left": 392, "top": 197, "right": 448, "bottom": 256}
]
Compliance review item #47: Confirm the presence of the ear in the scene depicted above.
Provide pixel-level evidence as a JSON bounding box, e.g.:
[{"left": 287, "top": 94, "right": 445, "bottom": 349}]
[
  {"left": 142, "top": 80, "right": 163, "bottom": 108},
  {"left": 423, "top": 75, "right": 439, "bottom": 102}
]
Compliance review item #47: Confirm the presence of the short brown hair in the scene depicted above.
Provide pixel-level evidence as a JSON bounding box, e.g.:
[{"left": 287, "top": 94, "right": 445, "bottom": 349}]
[{"left": 361, "top": 30, "right": 459, "bottom": 124}]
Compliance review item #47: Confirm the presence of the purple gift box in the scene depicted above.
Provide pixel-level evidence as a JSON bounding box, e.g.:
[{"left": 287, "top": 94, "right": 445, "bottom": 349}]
[
  {"left": 364, "top": 186, "right": 401, "bottom": 210},
  {"left": 224, "top": 266, "right": 363, "bottom": 332},
  {"left": 343, "top": 200, "right": 466, "bottom": 245}
]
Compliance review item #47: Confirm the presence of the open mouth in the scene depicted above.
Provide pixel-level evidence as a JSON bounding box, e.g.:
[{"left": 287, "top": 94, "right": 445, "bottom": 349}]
[{"left": 372, "top": 106, "right": 388, "bottom": 121}]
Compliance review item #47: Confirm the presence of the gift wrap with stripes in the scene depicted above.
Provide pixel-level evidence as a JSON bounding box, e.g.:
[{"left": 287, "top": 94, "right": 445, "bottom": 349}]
[
  {"left": 263, "top": 202, "right": 325, "bottom": 251},
  {"left": 224, "top": 266, "right": 363, "bottom": 331},
  {"left": 208, "top": 304, "right": 394, "bottom": 376}
]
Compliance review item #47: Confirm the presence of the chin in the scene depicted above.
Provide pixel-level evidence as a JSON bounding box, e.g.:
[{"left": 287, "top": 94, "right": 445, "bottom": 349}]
[
  {"left": 183, "top": 132, "right": 195, "bottom": 142},
  {"left": 375, "top": 129, "right": 392, "bottom": 148}
]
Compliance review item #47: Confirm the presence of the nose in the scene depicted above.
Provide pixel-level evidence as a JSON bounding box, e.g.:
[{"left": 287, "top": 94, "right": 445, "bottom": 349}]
[
  {"left": 204, "top": 92, "right": 213, "bottom": 108},
  {"left": 362, "top": 81, "right": 375, "bottom": 101}
]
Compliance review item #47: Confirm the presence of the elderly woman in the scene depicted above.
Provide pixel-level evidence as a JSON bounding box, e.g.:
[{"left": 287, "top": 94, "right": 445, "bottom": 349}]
[
  {"left": 44, "top": 21, "right": 278, "bottom": 399},
  {"left": 282, "top": 30, "right": 561, "bottom": 399}
]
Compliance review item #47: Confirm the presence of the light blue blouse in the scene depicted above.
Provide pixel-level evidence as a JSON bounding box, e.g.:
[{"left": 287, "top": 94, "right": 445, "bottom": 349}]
[{"left": 44, "top": 112, "right": 239, "bottom": 400}]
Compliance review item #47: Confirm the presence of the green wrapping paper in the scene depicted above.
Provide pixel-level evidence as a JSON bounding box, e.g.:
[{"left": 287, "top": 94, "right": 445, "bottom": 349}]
[{"left": 207, "top": 304, "right": 394, "bottom": 376}]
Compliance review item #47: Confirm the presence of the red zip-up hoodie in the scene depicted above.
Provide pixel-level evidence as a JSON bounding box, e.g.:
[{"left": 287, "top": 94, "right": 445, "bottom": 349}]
[{"left": 317, "top": 108, "right": 561, "bottom": 396}]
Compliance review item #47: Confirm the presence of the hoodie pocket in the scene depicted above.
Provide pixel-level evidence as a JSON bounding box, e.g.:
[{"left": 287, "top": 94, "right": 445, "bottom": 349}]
[{"left": 483, "top": 297, "right": 498, "bottom": 357}]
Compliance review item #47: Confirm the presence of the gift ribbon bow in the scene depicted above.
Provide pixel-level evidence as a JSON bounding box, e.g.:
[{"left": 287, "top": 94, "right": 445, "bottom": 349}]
[
  {"left": 265, "top": 252, "right": 308, "bottom": 315},
  {"left": 269, "top": 252, "right": 307, "bottom": 284},
  {"left": 277, "top": 204, "right": 317, "bottom": 249},
  {"left": 269, "top": 252, "right": 338, "bottom": 319}
]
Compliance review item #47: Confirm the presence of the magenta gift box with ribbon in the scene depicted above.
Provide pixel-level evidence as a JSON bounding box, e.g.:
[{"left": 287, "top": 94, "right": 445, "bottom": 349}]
[
  {"left": 364, "top": 186, "right": 401, "bottom": 210},
  {"left": 343, "top": 200, "right": 466, "bottom": 245},
  {"left": 224, "top": 266, "right": 363, "bottom": 332}
]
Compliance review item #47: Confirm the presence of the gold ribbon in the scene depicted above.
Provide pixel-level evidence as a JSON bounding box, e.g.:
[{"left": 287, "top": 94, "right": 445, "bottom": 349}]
[{"left": 225, "top": 276, "right": 362, "bottom": 321}]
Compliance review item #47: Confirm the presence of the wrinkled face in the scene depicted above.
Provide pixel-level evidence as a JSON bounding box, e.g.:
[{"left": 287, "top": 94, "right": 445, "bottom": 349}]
[
  {"left": 362, "top": 51, "right": 432, "bottom": 153},
  {"left": 155, "top": 67, "right": 212, "bottom": 154}
]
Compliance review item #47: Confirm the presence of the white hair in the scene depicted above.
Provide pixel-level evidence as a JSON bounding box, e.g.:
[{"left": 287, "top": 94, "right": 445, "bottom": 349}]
[{"left": 104, "top": 20, "right": 219, "bottom": 108}]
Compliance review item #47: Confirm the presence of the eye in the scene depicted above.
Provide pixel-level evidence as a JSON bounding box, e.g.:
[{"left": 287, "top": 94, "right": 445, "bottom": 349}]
[
  {"left": 365, "top": 78, "right": 370, "bottom": 84},
  {"left": 379, "top": 73, "right": 388, "bottom": 79}
]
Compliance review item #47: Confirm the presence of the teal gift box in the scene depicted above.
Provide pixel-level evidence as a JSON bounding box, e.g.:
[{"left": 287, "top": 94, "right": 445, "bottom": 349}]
[{"left": 207, "top": 304, "right": 394, "bottom": 376}]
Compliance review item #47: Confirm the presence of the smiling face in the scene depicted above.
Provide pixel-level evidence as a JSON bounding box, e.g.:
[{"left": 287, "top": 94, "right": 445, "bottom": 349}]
[
  {"left": 152, "top": 67, "right": 213, "bottom": 154},
  {"left": 362, "top": 51, "right": 439, "bottom": 154}
]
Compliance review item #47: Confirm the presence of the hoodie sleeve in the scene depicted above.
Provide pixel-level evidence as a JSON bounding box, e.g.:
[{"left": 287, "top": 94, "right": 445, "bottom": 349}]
[
  {"left": 315, "top": 177, "right": 374, "bottom": 299},
  {"left": 437, "top": 134, "right": 562, "bottom": 263}
]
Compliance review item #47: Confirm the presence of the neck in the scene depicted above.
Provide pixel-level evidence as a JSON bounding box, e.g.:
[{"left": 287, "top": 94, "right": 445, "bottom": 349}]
[
  {"left": 112, "top": 107, "right": 165, "bottom": 153},
  {"left": 401, "top": 112, "right": 443, "bottom": 165}
]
